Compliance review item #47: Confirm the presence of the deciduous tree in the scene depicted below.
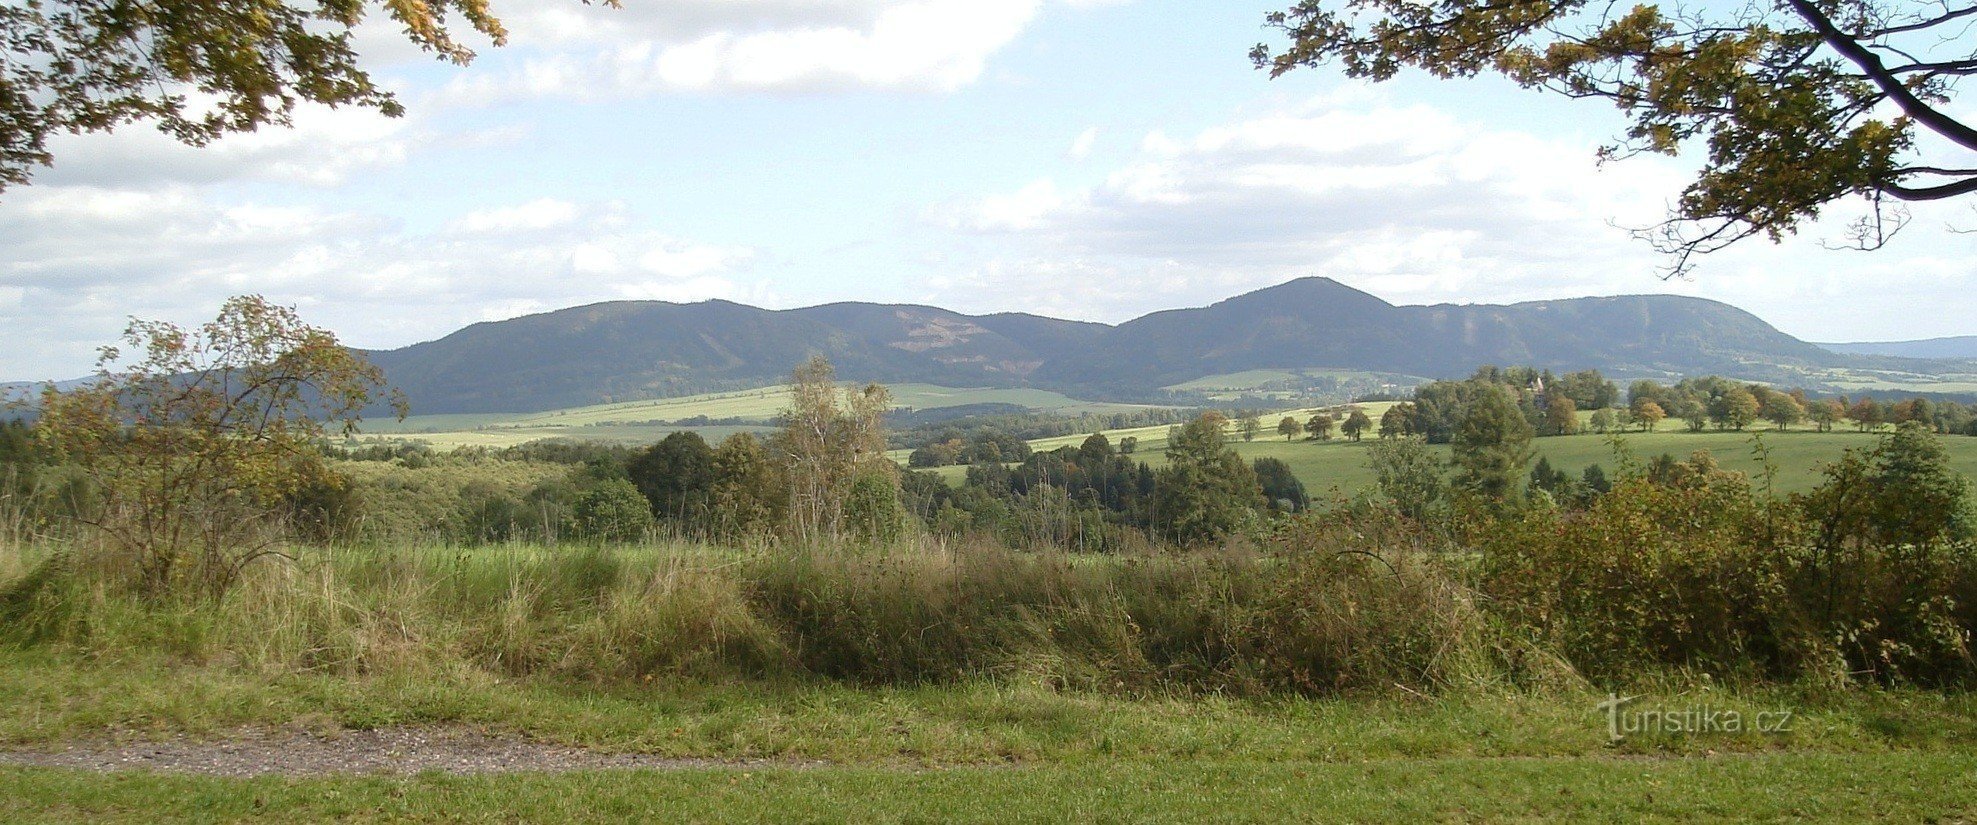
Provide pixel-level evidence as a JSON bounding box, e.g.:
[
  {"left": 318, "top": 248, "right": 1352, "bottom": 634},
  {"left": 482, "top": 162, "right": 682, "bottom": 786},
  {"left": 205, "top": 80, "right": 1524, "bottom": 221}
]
[
  {"left": 1341, "top": 408, "right": 1373, "bottom": 441},
  {"left": 0, "top": 0, "right": 598, "bottom": 188},
  {"left": 774, "top": 356, "right": 895, "bottom": 543},
  {"left": 627, "top": 431, "right": 714, "bottom": 527},
  {"left": 1154, "top": 414, "right": 1262, "bottom": 545},
  {"left": 1760, "top": 390, "right": 1807, "bottom": 431},
  {"left": 1256, "top": 0, "right": 1977, "bottom": 274},
  {"left": 1368, "top": 435, "right": 1444, "bottom": 521},
  {"left": 1307, "top": 413, "right": 1335, "bottom": 441},
  {"left": 1451, "top": 385, "right": 1535, "bottom": 501},
  {"left": 1543, "top": 393, "right": 1579, "bottom": 436},
  {"left": 1631, "top": 399, "right": 1667, "bottom": 432},
  {"left": 35, "top": 295, "right": 398, "bottom": 597}
]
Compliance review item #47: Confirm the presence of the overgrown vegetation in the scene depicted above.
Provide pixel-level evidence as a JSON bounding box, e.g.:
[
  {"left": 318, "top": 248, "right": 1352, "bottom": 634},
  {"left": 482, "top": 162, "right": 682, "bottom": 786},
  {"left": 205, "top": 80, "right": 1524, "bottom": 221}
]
[{"left": 2, "top": 301, "right": 1974, "bottom": 708}]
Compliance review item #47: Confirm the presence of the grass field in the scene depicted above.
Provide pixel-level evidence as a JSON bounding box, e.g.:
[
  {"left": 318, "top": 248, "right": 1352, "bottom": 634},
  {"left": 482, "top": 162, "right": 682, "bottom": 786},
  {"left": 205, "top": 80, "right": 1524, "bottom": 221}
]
[
  {"left": 8, "top": 752, "right": 1976, "bottom": 822},
  {"left": 1162, "top": 368, "right": 1429, "bottom": 404},
  {"left": 1788, "top": 365, "right": 1977, "bottom": 395},
  {"left": 1235, "top": 427, "right": 1977, "bottom": 498},
  {"left": 3, "top": 530, "right": 1975, "bottom": 820},
  {"left": 361, "top": 384, "right": 1167, "bottom": 450},
  {"left": 1, "top": 654, "right": 1974, "bottom": 821},
  {"left": 949, "top": 410, "right": 1977, "bottom": 497}
]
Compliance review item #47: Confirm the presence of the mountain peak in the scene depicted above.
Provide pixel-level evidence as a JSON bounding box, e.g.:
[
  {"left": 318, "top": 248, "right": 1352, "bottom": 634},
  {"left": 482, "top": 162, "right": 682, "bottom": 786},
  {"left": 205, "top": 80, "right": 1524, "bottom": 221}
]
[{"left": 363, "top": 278, "right": 1871, "bottom": 414}]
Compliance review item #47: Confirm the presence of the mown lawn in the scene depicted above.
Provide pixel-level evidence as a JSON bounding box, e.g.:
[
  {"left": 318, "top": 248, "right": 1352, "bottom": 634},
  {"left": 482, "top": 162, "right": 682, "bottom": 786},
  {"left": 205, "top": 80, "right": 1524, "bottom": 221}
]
[
  {"left": 7, "top": 751, "right": 1975, "bottom": 823},
  {"left": 3, "top": 653, "right": 1976, "bottom": 821}
]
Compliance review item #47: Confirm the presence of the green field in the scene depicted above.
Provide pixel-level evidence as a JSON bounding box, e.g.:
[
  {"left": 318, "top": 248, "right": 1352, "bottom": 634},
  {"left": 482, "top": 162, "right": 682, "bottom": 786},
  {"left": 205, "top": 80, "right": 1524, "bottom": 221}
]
[
  {"left": 361, "top": 384, "right": 1168, "bottom": 450},
  {"left": 9, "top": 753, "right": 1976, "bottom": 822},
  {"left": 1162, "top": 368, "right": 1428, "bottom": 403},
  {"left": 1784, "top": 365, "right": 1977, "bottom": 395},
  {"left": 955, "top": 411, "right": 1977, "bottom": 497},
  {"left": 3, "top": 655, "right": 1976, "bottom": 822}
]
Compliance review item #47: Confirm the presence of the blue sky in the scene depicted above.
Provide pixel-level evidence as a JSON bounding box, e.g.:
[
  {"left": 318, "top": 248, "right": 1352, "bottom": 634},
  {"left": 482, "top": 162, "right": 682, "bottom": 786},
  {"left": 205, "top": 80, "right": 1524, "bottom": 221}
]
[{"left": 3, "top": 0, "right": 1973, "bottom": 380}]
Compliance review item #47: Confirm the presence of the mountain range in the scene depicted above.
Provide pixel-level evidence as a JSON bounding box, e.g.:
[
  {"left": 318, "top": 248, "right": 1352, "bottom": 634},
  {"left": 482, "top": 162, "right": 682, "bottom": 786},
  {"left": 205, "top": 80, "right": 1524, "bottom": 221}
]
[
  {"left": 359, "top": 277, "right": 1937, "bottom": 415},
  {"left": 1817, "top": 336, "right": 1977, "bottom": 360}
]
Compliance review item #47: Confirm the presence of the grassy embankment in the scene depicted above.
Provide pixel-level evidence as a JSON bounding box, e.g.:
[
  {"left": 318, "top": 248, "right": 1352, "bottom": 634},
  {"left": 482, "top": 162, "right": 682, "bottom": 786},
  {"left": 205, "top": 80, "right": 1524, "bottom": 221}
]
[{"left": 2, "top": 537, "right": 1975, "bottom": 820}]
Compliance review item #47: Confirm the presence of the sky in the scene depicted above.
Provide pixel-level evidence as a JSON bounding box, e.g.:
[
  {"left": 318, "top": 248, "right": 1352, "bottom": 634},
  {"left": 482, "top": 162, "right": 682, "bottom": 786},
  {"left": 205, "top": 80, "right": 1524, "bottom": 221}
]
[{"left": 2, "top": 0, "right": 1974, "bottom": 381}]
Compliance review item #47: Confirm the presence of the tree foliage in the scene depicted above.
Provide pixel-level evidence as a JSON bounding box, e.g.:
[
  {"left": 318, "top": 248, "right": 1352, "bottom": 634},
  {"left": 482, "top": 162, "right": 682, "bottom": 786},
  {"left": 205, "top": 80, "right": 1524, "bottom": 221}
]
[
  {"left": 1368, "top": 435, "right": 1445, "bottom": 521},
  {"left": 1341, "top": 408, "right": 1373, "bottom": 441},
  {"left": 1154, "top": 414, "right": 1262, "bottom": 545},
  {"left": 34, "top": 295, "right": 398, "bottom": 596},
  {"left": 1450, "top": 385, "right": 1535, "bottom": 501},
  {"left": 774, "top": 356, "right": 896, "bottom": 543},
  {"left": 1256, "top": 0, "right": 1977, "bottom": 273},
  {"left": 0, "top": 0, "right": 582, "bottom": 188},
  {"left": 627, "top": 431, "right": 715, "bottom": 525}
]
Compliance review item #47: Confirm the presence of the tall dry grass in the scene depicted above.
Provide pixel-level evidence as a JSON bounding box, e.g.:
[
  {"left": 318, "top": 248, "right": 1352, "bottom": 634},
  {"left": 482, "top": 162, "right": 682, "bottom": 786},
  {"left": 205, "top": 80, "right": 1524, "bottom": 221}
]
[{"left": 0, "top": 529, "right": 1548, "bottom": 697}]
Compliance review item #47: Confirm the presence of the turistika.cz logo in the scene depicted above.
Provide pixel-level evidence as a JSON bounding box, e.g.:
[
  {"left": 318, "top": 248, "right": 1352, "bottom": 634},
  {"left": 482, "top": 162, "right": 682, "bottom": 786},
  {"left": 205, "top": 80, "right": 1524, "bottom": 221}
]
[{"left": 1596, "top": 694, "right": 1795, "bottom": 743}]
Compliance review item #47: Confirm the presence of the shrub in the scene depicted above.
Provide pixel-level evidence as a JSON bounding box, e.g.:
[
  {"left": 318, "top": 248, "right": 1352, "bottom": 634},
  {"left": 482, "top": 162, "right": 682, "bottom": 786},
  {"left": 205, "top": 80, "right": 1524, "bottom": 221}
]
[{"left": 571, "top": 479, "right": 656, "bottom": 544}]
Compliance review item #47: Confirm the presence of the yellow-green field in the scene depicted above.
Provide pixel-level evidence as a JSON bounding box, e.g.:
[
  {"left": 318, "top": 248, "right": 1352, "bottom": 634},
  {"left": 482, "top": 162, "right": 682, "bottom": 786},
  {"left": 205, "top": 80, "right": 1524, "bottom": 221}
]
[
  {"left": 1160, "top": 368, "right": 1428, "bottom": 403},
  {"left": 1783, "top": 365, "right": 1977, "bottom": 395},
  {"left": 360, "top": 384, "right": 1168, "bottom": 449}
]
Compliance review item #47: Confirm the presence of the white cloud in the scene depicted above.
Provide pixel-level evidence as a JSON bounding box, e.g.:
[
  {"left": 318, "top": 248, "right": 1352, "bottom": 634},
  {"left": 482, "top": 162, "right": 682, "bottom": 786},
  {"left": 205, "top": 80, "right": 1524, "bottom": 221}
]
[
  {"left": 448, "top": 198, "right": 584, "bottom": 233},
  {"left": 0, "top": 187, "right": 760, "bottom": 379},
  {"left": 36, "top": 103, "right": 422, "bottom": 189},
  {"left": 435, "top": 0, "right": 1123, "bottom": 103},
  {"left": 945, "top": 179, "right": 1070, "bottom": 231},
  {"left": 927, "top": 90, "right": 1977, "bottom": 337},
  {"left": 1067, "top": 126, "right": 1099, "bottom": 160}
]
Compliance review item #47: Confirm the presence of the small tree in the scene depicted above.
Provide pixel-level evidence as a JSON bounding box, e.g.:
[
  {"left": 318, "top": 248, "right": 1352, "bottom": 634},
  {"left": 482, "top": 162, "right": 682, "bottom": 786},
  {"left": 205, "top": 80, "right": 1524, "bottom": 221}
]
[
  {"left": 773, "top": 356, "right": 896, "bottom": 543},
  {"left": 1849, "top": 398, "right": 1886, "bottom": 431},
  {"left": 1277, "top": 416, "right": 1304, "bottom": 441},
  {"left": 1589, "top": 409, "right": 1615, "bottom": 434},
  {"left": 1368, "top": 436, "right": 1444, "bottom": 522},
  {"left": 1543, "top": 393, "right": 1579, "bottom": 436},
  {"left": 1239, "top": 414, "right": 1263, "bottom": 442},
  {"left": 1451, "top": 386, "right": 1535, "bottom": 502},
  {"left": 1252, "top": 457, "right": 1309, "bottom": 512},
  {"left": 842, "top": 470, "right": 906, "bottom": 544},
  {"left": 572, "top": 478, "right": 656, "bottom": 544},
  {"left": 1631, "top": 399, "right": 1666, "bottom": 432},
  {"left": 708, "top": 432, "right": 783, "bottom": 541},
  {"left": 36, "top": 296, "right": 398, "bottom": 597},
  {"left": 1341, "top": 409, "right": 1373, "bottom": 441},
  {"left": 1810, "top": 399, "right": 1845, "bottom": 433},
  {"left": 1713, "top": 387, "right": 1761, "bottom": 431},
  {"left": 1675, "top": 397, "right": 1709, "bottom": 433},
  {"left": 1378, "top": 404, "right": 1413, "bottom": 439},
  {"left": 1760, "top": 391, "right": 1806, "bottom": 431},
  {"left": 1154, "top": 414, "right": 1262, "bottom": 545},
  {"left": 627, "top": 431, "right": 715, "bottom": 528},
  {"left": 1307, "top": 413, "right": 1335, "bottom": 441}
]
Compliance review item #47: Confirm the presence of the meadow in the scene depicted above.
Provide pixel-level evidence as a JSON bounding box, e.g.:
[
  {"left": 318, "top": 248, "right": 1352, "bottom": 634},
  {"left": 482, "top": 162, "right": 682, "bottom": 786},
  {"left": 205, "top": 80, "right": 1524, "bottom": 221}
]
[
  {"left": 11, "top": 371, "right": 1977, "bottom": 821},
  {"left": 1161, "top": 368, "right": 1429, "bottom": 403},
  {"left": 4, "top": 535, "right": 1977, "bottom": 822},
  {"left": 362, "top": 384, "right": 1163, "bottom": 449},
  {"left": 981, "top": 406, "right": 1977, "bottom": 497}
]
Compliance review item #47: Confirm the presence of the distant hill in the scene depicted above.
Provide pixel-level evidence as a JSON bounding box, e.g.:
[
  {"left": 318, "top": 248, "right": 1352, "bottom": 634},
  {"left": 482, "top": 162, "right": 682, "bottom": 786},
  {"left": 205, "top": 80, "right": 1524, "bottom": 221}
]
[
  {"left": 1817, "top": 336, "right": 1977, "bottom": 360},
  {"left": 1030, "top": 278, "right": 1838, "bottom": 391},
  {"left": 361, "top": 277, "right": 1883, "bottom": 415},
  {"left": 366, "top": 300, "right": 1106, "bottom": 414}
]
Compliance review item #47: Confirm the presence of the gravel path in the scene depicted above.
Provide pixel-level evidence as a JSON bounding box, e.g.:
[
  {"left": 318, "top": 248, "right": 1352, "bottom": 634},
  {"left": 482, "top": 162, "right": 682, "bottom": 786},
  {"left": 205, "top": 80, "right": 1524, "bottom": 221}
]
[{"left": 0, "top": 728, "right": 821, "bottom": 778}]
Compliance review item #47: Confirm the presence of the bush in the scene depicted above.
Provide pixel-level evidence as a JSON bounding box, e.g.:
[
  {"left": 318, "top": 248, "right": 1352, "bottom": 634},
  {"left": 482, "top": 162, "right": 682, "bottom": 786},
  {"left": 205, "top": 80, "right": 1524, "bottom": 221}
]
[
  {"left": 571, "top": 479, "right": 656, "bottom": 543},
  {"left": 1482, "top": 451, "right": 1977, "bottom": 686}
]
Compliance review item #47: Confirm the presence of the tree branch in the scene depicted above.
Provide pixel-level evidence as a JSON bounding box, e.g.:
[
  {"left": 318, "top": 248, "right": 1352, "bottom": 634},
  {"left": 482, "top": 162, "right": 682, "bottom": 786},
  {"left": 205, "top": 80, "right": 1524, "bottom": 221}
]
[{"left": 1786, "top": 0, "right": 1977, "bottom": 152}]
